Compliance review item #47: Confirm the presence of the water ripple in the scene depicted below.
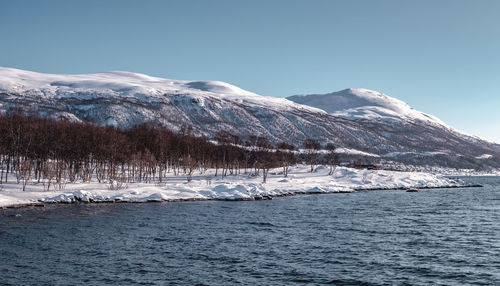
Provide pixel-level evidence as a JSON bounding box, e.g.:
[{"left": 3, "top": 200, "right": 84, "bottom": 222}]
[{"left": 0, "top": 176, "right": 499, "bottom": 285}]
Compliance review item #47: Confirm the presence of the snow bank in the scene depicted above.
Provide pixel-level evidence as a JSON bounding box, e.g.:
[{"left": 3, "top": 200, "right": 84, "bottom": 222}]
[{"left": 0, "top": 165, "right": 466, "bottom": 208}]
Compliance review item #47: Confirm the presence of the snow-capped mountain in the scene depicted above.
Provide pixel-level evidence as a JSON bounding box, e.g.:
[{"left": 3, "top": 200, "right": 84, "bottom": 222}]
[
  {"left": 1, "top": 67, "right": 499, "bottom": 169},
  {"left": 288, "top": 88, "right": 500, "bottom": 168},
  {"left": 288, "top": 88, "right": 445, "bottom": 125}
]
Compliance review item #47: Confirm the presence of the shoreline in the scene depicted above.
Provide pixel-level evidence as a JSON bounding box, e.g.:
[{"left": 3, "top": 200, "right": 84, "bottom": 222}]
[
  {"left": 0, "top": 183, "right": 482, "bottom": 210},
  {"left": 0, "top": 165, "right": 483, "bottom": 210}
]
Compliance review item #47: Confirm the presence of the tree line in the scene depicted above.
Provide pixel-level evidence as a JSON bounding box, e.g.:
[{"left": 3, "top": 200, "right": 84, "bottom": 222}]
[{"left": 0, "top": 113, "right": 337, "bottom": 191}]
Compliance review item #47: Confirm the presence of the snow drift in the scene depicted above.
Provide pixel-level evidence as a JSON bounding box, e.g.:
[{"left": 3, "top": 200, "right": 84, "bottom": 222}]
[{"left": 0, "top": 165, "right": 467, "bottom": 208}]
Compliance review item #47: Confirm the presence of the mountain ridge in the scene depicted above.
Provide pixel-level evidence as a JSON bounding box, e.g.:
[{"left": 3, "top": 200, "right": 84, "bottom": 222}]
[{"left": 1, "top": 67, "right": 499, "bottom": 169}]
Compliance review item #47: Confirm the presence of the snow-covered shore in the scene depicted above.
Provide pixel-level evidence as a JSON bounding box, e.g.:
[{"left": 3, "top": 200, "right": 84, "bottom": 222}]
[{"left": 0, "top": 165, "right": 473, "bottom": 208}]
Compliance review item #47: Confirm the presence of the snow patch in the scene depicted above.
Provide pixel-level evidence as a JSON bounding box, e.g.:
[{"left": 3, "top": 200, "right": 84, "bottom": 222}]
[
  {"left": 335, "top": 147, "right": 380, "bottom": 157},
  {"left": 476, "top": 154, "right": 493, "bottom": 159}
]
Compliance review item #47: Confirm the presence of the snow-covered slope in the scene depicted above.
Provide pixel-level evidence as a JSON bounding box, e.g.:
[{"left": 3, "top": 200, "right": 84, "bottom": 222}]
[
  {"left": 1, "top": 67, "right": 499, "bottom": 169},
  {"left": 288, "top": 88, "right": 445, "bottom": 125},
  {"left": 0, "top": 67, "right": 322, "bottom": 113}
]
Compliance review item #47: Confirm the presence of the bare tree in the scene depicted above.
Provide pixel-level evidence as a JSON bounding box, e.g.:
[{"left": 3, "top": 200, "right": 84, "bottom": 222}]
[
  {"left": 183, "top": 154, "right": 198, "bottom": 182},
  {"left": 18, "top": 158, "right": 33, "bottom": 191},
  {"left": 42, "top": 161, "right": 57, "bottom": 191},
  {"left": 326, "top": 143, "right": 338, "bottom": 175},
  {"left": 303, "top": 138, "right": 320, "bottom": 172},
  {"left": 277, "top": 142, "right": 295, "bottom": 177}
]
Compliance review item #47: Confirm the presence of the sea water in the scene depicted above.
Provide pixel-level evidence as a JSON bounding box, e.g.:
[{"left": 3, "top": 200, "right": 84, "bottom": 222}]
[{"left": 1, "top": 177, "right": 499, "bottom": 285}]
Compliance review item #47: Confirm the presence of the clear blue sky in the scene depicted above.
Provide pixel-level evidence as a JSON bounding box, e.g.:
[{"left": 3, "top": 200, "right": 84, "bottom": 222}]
[{"left": 1, "top": 0, "right": 499, "bottom": 142}]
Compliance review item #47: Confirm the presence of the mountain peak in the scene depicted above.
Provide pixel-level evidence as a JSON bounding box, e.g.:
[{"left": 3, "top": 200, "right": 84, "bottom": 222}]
[
  {"left": 289, "top": 88, "right": 409, "bottom": 112},
  {"left": 287, "top": 88, "right": 444, "bottom": 125}
]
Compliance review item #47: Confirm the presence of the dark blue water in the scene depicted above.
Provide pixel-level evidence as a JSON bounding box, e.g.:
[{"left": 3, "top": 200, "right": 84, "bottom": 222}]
[{"left": 1, "top": 177, "right": 499, "bottom": 285}]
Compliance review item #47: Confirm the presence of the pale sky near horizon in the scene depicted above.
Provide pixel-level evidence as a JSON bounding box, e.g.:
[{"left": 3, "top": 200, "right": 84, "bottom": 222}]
[{"left": 1, "top": 0, "right": 499, "bottom": 142}]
